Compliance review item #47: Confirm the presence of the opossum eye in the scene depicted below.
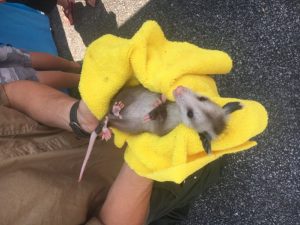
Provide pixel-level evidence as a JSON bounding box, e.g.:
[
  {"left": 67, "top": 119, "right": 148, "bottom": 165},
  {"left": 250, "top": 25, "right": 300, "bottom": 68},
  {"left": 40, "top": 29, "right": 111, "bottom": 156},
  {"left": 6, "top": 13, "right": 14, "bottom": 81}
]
[
  {"left": 187, "top": 109, "right": 194, "bottom": 118},
  {"left": 197, "top": 96, "right": 208, "bottom": 101}
]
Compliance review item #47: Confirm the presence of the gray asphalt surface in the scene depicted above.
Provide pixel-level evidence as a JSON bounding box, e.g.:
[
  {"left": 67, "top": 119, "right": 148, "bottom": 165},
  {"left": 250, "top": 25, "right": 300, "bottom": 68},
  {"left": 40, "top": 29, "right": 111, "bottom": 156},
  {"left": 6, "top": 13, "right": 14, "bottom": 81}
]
[{"left": 50, "top": 0, "right": 300, "bottom": 224}]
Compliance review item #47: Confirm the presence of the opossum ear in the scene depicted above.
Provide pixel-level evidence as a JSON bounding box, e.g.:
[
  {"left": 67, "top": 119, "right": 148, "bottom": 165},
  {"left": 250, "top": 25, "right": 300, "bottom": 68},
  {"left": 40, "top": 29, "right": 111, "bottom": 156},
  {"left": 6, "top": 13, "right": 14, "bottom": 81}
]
[
  {"left": 199, "top": 132, "right": 212, "bottom": 155},
  {"left": 223, "top": 102, "right": 243, "bottom": 115}
]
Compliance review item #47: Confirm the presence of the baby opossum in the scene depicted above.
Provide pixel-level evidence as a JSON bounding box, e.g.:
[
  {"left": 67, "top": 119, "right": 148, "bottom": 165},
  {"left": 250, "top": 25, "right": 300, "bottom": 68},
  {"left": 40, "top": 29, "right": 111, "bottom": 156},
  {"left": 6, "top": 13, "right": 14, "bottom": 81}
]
[{"left": 78, "top": 85, "right": 242, "bottom": 181}]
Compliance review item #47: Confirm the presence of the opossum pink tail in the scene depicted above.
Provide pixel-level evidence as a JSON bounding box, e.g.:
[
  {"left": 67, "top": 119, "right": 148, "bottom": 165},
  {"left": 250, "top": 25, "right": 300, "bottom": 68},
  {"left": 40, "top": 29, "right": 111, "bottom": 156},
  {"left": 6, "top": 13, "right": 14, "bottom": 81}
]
[{"left": 78, "top": 131, "right": 98, "bottom": 182}]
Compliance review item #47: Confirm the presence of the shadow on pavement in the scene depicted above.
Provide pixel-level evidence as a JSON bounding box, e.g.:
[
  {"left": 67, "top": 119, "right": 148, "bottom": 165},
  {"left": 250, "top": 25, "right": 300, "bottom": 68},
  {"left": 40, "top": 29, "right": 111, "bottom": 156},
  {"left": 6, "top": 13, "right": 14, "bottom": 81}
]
[
  {"left": 49, "top": 7, "right": 73, "bottom": 60},
  {"left": 73, "top": 1, "right": 118, "bottom": 46}
]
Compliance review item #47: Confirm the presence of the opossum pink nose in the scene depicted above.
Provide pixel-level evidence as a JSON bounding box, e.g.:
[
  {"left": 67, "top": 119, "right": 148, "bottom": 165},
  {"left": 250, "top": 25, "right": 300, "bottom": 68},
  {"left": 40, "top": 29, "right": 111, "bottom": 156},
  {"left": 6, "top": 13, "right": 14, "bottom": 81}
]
[{"left": 174, "top": 86, "right": 185, "bottom": 96}]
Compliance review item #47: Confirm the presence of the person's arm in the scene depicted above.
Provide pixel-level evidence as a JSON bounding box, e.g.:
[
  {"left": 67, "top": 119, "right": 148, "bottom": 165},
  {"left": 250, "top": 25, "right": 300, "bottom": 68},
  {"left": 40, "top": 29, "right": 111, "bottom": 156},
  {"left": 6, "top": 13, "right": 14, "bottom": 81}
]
[
  {"left": 30, "top": 52, "right": 81, "bottom": 73},
  {"left": 100, "top": 163, "right": 153, "bottom": 225},
  {"left": 3, "top": 80, "right": 97, "bottom": 132},
  {"left": 36, "top": 71, "right": 80, "bottom": 89}
]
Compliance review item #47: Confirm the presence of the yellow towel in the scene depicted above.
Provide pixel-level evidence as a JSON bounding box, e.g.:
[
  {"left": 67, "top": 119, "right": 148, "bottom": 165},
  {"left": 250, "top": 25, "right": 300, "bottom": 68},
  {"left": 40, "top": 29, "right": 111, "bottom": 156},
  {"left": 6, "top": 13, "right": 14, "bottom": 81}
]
[{"left": 79, "top": 21, "right": 268, "bottom": 183}]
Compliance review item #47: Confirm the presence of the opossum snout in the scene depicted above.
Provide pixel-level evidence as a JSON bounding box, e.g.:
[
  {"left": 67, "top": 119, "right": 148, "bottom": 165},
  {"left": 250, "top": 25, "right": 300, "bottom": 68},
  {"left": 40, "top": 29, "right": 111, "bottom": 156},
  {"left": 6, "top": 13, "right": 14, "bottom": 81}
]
[{"left": 173, "top": 86, "right": 187, "bottom": 98}]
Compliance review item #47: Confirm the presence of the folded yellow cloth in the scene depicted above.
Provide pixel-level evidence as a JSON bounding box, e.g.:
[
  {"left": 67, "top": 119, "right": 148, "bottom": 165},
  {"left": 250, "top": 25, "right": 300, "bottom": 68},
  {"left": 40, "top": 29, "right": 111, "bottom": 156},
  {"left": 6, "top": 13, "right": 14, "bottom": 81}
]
[{"left": 79, "top": 21, "right": 268, "bottom": 183}]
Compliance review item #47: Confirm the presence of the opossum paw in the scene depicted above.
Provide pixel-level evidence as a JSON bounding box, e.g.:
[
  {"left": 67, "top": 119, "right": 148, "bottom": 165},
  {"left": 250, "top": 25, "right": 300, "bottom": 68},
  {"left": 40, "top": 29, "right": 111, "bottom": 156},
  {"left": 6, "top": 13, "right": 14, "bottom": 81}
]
[
  {"left": 112, "top": 101, "right": 124, "bottom": 119},
  {"left": 101, "top": 128, "right": 112, "bottom": 141},
  {"left": 153, "top": 94, "right": 167, "bottom": 108}
]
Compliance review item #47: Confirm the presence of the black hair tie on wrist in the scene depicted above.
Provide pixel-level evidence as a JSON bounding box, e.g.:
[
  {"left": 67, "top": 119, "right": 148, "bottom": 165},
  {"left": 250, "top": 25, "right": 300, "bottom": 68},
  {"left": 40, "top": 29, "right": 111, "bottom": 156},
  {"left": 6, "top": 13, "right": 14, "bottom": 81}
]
[{"left": 69, "top": 101, "right": 91, "bottom": 138}]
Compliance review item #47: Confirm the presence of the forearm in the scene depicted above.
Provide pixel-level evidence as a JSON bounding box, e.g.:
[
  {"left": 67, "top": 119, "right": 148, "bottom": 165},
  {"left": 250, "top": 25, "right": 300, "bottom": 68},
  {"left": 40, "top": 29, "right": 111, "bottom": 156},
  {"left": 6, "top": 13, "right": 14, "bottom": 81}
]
[
  {"left": 36, "top": 71, "right": 80, "bottom": 89},
  {"left": 100, "top": 163, "right": 153, "bottom": 225},
  {"left": 3, "top": 80, "right": 76, "bottom": 130},
  {"left": 30, "top": 52, "right": 81, "bottom": 73},
  {"left": 4, "top": 80, "right": 99, "bottom": 133}
]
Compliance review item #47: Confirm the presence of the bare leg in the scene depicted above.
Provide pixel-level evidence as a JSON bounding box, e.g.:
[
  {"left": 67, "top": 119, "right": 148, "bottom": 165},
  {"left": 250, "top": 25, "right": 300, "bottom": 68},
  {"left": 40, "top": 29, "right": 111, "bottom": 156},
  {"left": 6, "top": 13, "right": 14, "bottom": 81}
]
[
  {"left": 36, "top": 71, "right": 80, "bottom": 89},
  {"left": 30, "top": 52, "right": 81, "bottom": 73}
]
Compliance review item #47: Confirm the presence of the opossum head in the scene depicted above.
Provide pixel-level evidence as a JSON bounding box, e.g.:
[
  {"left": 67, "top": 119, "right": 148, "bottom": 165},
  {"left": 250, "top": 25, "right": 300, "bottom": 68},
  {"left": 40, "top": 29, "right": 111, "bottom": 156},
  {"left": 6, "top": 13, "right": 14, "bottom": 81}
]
[{"left": 173, "top": 86, "right": 243, "bottom": 154}]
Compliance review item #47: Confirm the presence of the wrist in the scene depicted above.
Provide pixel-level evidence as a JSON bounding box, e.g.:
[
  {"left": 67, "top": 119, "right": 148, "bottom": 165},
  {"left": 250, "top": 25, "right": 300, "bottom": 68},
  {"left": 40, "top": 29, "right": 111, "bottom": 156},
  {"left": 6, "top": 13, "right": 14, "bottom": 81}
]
[{"left": 76, "top": 100, "right": 98, "bottom": 133}]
